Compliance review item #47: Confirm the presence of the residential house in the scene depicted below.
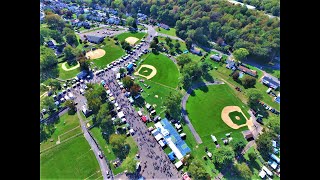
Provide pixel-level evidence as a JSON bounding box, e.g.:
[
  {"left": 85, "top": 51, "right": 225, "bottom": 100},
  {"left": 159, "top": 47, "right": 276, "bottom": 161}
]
[
  {"left": 237, "top": 65, "right": 257, "bottom": 77},
  {"left": 86, "top": 34, "right": 105, "bottom": 44},
  {"left": 190, "top": 47, "right": 202, "bottom": 56},
  {"left": 137, "top": 13, "right": 147, "bottom": 20},
  {"left": 106, "top": 17, "right": 120, "bottom": 25},
  {"left": 210, "top": 54, "right": 222, "bottom": 61},
  {"left": 158, "top": 23, "right": 170, "bottom": 30},
  {"left": 107, "top": 8, "right": 118, "bottom": 15},
  {"left": 262, "top": 76, "right": 280, "bottom": 90},
  {"left": 225, "top": 59, "right": 236, "bottom": 70}
]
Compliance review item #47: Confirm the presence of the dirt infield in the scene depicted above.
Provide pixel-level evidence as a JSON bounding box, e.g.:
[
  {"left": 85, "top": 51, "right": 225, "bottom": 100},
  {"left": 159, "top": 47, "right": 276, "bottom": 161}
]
[
  {"left": 85, "top": 49, "right": 106, "bottom": 60},
  {"left": 221, "top": 106, "right": 252, "bottom": 129},
  {"left": 125, "top": 37, "right": 139, "bottom": 46},
  {"left": 134, "top": 65, "right": 157, "bottom": 80},
  {"left": 61, "top": 62, "right": 80, "bottom": 71}
]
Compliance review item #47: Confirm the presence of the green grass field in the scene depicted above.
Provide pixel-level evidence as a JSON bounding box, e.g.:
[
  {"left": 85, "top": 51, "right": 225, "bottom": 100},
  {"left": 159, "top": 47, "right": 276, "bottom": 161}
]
[
  {"left": 137, "top": 53, "right": 179, "bottom": 88},
  {"left": 156, "top": 27, "right": 177, "bottom": 37},
  {"left": 116, "top": 32, "right": 146, "bottom": 44},
  {"left": 228, "top": 111, "right": 247, "bottom": 125},
  {"left": 40, "top": 136, "right": 101, "bottom": 179},
  {"left": 91, "top": 39, "right": 125, "bottom": 69},
  {"left": 136, "top": 78, "right": 176, "bottom": 114},
  {"left": 57, "top": 63, "right": 81, "bottom": 80},
  {"left": 138, "top": 67, "right": 152, "bottom": 76},
  {"left": 40, "top": 113, "right": 81, "bottom": 152},
  {"left": 90, "top": 127, "right": 138, "bottom": 176},
  {"left": 186, "top": 84, "right": 250, "bottom": 145}
]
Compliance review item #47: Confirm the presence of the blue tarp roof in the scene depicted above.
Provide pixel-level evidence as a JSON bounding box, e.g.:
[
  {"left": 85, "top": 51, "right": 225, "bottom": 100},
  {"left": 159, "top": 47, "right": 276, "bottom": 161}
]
[
  {"left": 127, "top": 63, "right": 134, "bottom": 70},
  {"left": 77, "top": 71, "right": 88, "bottom": 79}
]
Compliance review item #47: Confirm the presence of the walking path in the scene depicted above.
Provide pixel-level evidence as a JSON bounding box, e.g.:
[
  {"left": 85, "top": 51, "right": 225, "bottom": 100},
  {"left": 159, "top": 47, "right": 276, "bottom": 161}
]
[
  {"left": 181, "top": 81, "right": 224, "bottom": 144},
  {"left": 61, "top": 62, "right": 80, "bottom": 71}
]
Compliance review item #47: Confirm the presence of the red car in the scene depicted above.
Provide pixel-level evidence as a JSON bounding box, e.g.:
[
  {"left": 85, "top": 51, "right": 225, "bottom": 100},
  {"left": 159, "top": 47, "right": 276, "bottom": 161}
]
[{"left": 141, "top": 116, "right": 147, "bottom": 123}]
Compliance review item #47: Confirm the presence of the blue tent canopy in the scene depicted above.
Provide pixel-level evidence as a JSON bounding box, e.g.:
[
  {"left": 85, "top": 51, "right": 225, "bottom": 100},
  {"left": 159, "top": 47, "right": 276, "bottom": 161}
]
[
  {"left": 168, "top": 152, "right": 175, "bottom": 161},
  {"left": 127, "top": 63, "right": 134, "bottom": 71}
]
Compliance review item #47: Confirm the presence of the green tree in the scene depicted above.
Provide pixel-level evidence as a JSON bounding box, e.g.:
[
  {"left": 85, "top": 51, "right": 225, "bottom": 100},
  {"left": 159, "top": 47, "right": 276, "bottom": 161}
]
[
  {"left": 132, "top": 19, "right": 137, "bottom": 29},
  {"left": 185, "top": 37, "right": 192, "bottom": 50},
  {"left": 109, "top": 134, "right": 129, "bottom": 160},
  {"left": 63, "top": 45, "right": 77, "bottom": 63},
  {"left": 247, "top": 89, "right": 263, "bottom": 108},
  {"left": 78, "top": 14, "right": 85, "bottom": 21},
  {"left": 212, "top": 146, "right": 235, "bottom": 167},
  {"left": 85, "top": 85, "right": 106, "bottom": 114},
  {"left": 256, "top": 131, "right": 273, "bottom": 160},
  {"left": 78, "top": 55, "right": 90, "bottom": 71},
  {"left": 188, "top": 159, "right": 209, "bottom": 180},
  {"left": 242, "top": 75, "right": 256, "bottom": 88},
  {"left": 62, "top": 27, "right": 74, "bottom": 36},
  {"left": 230, "top": 138, "right": 247, "bottom": 156},
  {"left": 96, "top": 103, "right": 113, "bottom": 125},
  {"left": 47, "top": 79, "right": 61, "bottom": 91},
  {"left": 100, "top": 117, "right": 114, "bottom": 143},
  {"left": 40, "top": 34, "right": 44, "bottom": 46},
  {"left": 122, "top": 76, "right": 134, "bottom": 89},
  {"left": 65, "top": 100, "right": 76, "bottom": 114},
  {"left": 130, "top": 84, "right": 141, "bottom": 96},
  {"left": 45, "top": 13, "right": 65, "bottom": 31},
  {"left": 266, "top": 115, "right": 280, "bottom": 135},
  {"left": 150, "top": 5, "right": 158, "bottom": 17},
  {"left": 181, "top": 73, "right": 192, "bottom": 89},
  {"left": 153, "top": 36, "right": 159, "bottom": 44},
  {"left": 233, "top": 48, "right": 250, "bottom": 62},
  {"left": 126, "top": 16, "right": 134, "bottom": 27},
  {"left": 177, "top": 54, "right": 191, "bottom": 68},
  {"left": 163, "top": 92, "right": 182, "bottom": 120},
  {"left": 234, "top": 162, "right": 253, "bottom": 180},
  {"left": 65, "top": 32, "right": 79, "bottom": 47},
  {"left": 119, "top": 68, "right": 126, "bottom": 74},
  {"left": 122, "top": 156, "right": 138, "bottom": 173},
  {"left": 41, "top": 96, "right": 56, "bottom": 113},
  {"left": 150, "top": 41, "right": 157, "bottom": 49},
  {"left": 165, "top": 36, "right": 172, "bottom": 44},
  {"left": 49, "top": 30, "right": 64, "bottom": 44},
  {"left": 183, "top": 62, "right": 202, "bottom": 81},
  {"left": 174, "top": 42, "right": 181, "bottom": 49},
  {"left": 248, "top": 151, "right": 257, "bottom": 162},
  {"left": 232, "top": 71, "right": 240, "bottom": 80},
  {"left": 40, "top": 46, "right": 59, "bottom": 82}
]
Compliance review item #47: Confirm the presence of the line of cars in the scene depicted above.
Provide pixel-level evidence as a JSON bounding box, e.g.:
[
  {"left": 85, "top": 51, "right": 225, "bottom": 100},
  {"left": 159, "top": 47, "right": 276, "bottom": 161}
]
[{"left": 258, "top": 101, "right": 280, "bottom": 115}]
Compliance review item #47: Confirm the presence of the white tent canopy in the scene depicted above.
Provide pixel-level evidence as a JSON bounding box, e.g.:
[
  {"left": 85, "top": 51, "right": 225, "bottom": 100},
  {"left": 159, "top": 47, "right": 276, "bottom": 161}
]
[
  {"left": 174, "top": 160, "right": 183, "bottom": 169},
  {"left": 155, "top": 133, "right": 163, "bottom": 141},
  {"left": 211, "top": 135, "right": 217, "bottom": 142},
  {"left": 118, "top": 111, "right": 125, "bottom": 118}
]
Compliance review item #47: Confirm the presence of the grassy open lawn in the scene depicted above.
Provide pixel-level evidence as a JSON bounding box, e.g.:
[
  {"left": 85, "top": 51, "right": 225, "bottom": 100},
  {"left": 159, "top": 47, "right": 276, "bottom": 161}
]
[
  {"left": 40, "top": 136, "right": 101, "bottom": 179},
  {"left": 90, "top": 127, "right": 138, "bottom": 176},
  {"left": 91, "top": 39, "right": 125, "bottom": 69},
  {"left": 57, "top": 63, "right": 81, "bottom": 80},
  {"left": 137, "top": 53, "right": 179, "bottom": 88},
  {"left": 136, "top": 78, "right": 175, "bottom": 114},
  {"left": 116, "top": 32, "right": 147, "bottom": 44},
  {"left": 40, "top": 113, "right": 81, "bottom": 152},
  {"left": 156, "top": 27, "right": 177, "bottom": 37},
  {"left": 90, "top": 127, "right": 117, "bottom": 160}
]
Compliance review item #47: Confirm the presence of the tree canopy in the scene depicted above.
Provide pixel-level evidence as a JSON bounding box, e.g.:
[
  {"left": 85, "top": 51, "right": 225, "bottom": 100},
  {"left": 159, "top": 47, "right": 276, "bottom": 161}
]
[
  {"left": 233, "top": 48, "right": 249, "bottom": 61},
  {"left": 212, "top": 146, "right": 235, "bottom": 167},
  {"left": 40, "top": 46, "right": 59, "bottom": 82},
  {"left": 163, "top": 92, "right": 182, "bottom": 120},
  {"left": 234, "top": 162, "right": 253, "bottom": 180},
  {"left": 188, "top": 159, "right": 209, "bottom": 180},
  {"left": 256, "top": 131, "right": 273, "bottom": 160},
  {"left": 122, "top": 156, "right": 138, "bottom": 173}
]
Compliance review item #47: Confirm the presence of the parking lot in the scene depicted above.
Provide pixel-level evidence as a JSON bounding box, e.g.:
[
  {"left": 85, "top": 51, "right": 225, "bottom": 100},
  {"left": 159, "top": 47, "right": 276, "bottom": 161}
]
[{"left": 78, "top": 27, "right": 127, "bottom": 41}]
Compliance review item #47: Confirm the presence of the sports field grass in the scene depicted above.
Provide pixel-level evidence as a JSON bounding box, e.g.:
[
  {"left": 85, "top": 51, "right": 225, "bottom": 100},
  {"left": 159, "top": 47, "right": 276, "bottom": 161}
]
[
  {"left": 40, "top": 113, "right": 81, "bottom": 152},
  {"left": 92, "top": 39, "right": 125, "bottom": 69},
  {"left": 228, "top": 111, "right": 247, "bottom": 125},
  {"left": 138, "top": 67, "right": 152, "bottom": 76},
  {"left": 116, "top": 32, "right": 146, "bottom": 44},
  {"left": 156, "top": 27, "right": 177, "bottom": 37},
  {"left": 186, "top": 84, "right": 250, "bottom": 142},
  {"left": 40, "top": 136, "right": 101, "bottom": 179},
  {"left": 57, "top": 63, "right": 81, "bottom": 80},
  {"left": 138, "top": 53, "right": 179, "bottom": 88},
  {"left": 136, "top": 78, "right": 176, "bottom": 116}
]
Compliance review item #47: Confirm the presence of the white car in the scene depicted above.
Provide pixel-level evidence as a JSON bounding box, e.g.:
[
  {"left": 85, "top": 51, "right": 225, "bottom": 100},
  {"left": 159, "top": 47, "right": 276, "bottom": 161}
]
[{"left": 137, "top": 111, "right": 142, "bottom": 117}]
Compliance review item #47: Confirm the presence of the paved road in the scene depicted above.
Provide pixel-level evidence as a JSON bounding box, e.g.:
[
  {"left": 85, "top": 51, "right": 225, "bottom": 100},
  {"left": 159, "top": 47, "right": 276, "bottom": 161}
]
[
  {"left": 61, "top": 26, "right": 181, "bottom": 179},
  {"left": 181, "top": 81, "right": 224, "bottom": 144},
  {"left": 77, "top": 111, "right": 111, "bottom": 180}
]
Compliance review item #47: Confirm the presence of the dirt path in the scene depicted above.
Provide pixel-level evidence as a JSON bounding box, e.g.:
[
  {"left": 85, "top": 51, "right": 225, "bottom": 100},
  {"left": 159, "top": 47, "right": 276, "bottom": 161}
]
[
  {"left": 61, "top": 62, "right": 80, "bottom": 71},
  {"left": 221, "top": 106, "right": 252, "bottom": 129}
]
